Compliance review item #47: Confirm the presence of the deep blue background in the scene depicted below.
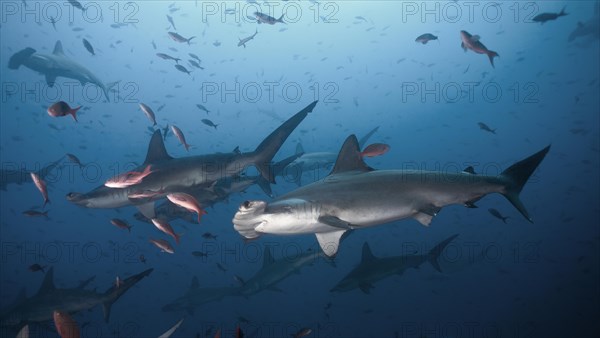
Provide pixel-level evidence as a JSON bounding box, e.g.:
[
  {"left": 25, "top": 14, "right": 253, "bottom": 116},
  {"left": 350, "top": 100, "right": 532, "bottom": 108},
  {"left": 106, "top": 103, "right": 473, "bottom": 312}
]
[{"left": 1, "top": 1, "right": 598, "bottom": 337}]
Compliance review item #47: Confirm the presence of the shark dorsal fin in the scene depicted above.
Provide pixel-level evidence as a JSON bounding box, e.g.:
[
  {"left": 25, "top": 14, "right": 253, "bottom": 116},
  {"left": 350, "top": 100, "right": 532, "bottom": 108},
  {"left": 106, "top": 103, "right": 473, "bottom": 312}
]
[
  {"left": 144, "top": 130, "right": 173, "bottom": 164},
  {"left": 361, "top": 242, "right": 376, "bottom": 262},
  {"left": 330, "top": 135, "right": 373, "bottom": 175},
  {"left": 262, "top": 246, "right": 275, "bottom": 267},
  {"left": 53, "top": 41, "right": 64, "bottom": 55},
  {"left": 190, "top": 276, "right": 199, "bottom": 290},
  {"left": 36, "top": 267, "right": 56, "bottom": 295},
  {"left": 462, "top": 166, "right": 477, "bottom": 174},
  {"left": 295, "top": 143, "right": 305, "bottom": 155}
]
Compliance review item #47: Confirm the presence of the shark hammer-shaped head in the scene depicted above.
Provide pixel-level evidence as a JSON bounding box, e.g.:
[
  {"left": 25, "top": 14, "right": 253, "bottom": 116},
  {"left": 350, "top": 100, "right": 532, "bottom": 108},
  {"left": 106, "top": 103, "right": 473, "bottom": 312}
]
[{"left": 232, "top": 200, "right": 268, "bottom": 239}]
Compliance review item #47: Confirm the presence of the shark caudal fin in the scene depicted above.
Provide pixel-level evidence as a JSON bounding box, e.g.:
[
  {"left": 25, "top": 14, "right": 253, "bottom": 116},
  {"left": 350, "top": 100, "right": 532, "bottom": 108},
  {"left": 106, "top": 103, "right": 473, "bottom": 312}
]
[
  {"left": 428, "top": 234, "right": 459, "bottom": 272},
  {"left": 252, "top": 101, "right": 317, "bottom": 184},
  {"left": 102, "top": 268, "right": 153, "bottom": 322},
  {"left": 499, "top": 145, "right": 550, "bottom": 223},
  {"left": 8, "top": 48, "right": 36, "bottom": 69}
]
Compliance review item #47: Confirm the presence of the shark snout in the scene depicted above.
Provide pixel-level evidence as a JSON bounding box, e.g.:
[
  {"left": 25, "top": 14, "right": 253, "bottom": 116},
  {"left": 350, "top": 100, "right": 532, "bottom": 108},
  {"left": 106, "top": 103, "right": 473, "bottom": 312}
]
[
  {"left": 66, "top": 192, "right": 89, "bottom": 206},
  {"left": 233, "top": 200, "right": 268, "bottom": 239}
]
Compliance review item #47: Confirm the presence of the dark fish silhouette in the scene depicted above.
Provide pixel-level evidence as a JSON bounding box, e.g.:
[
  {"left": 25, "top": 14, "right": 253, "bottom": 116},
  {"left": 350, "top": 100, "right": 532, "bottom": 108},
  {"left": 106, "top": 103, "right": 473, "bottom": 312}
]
[
  {"left": 533, "top": 7, "right": 567, "bottom": 24},
  {"left": 488, "top": 208, "right": 509, "bottom": 223},
  {"left": 175, "top": 64, "right": 191, "bottom": 75},
  {"left": 415, "top": 33, "right": 438, "bottom": 44},
  {"left": 82, "top": 38, "right": 95, "bottom": 55},
  {"left": 478, "top": 122, "right": 496, "bottom": 134},
  {"left": 201, "top": 119, "right": 218, "bottom": 129}
]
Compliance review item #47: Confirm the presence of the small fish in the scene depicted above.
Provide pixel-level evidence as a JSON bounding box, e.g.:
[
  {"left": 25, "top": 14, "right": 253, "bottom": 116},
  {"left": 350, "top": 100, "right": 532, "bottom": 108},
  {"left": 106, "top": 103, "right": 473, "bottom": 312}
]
[
  {"left": 128, "top": 189, "right": 164, "bottom": 199},
  {"left": 22, "top": 210, "right": 49, "bottom": 218},
  {"left": 477, "top": 122, "right": 496, "bottom": 134},
  {"left": 488, "top": 208, "right": 509, "bottom": 223},
  {"left": 66, "top": 153, "right": 84, "bottom": 167},
  {"left": 415, "top": 33, "right": 438, "bottom": 44},
  {"left": 151, "top": 218, "right": 181, "bottom": 244},
  {"left": 105, "top": 165, "right": 153, "bottom": 188},
  {"left": 110, "top": 218, "right": 133, "bottom": 232},
  {"left": 460, "top": 31, "right": 499, "bottom": 68},
  {"left": 47, "top": 101, "right": 81, "bottom": 122},
  {"left": 53, "top": 310, "right": 80, "bottom": 338},
  {"left": 167, "top": 193, "right": 207, "bottom": 223},
  {"left": 166, "top": 15, "right": 176, "bottom": 30},
  {"left": 224, "top": 8, "right": 236, "bottom": 15},
  {"left": 152, "top": 40, "right": 157, "bottom": 49},
  {"left": 361, "top": 143, "right": 390, "bottom": 158},
  {"left": 189, "top": 53, "right": 201, "bottom": 61},
  {"left": 67, "top": 0, "right": 85, "bottom": 11},
  {"left": 188, "top": 59, "right": 202, "bottom": 69},
  {"left": 293, "top": 328, "right": 312, "bottom": 338},
  {"left": 196, "top": 104, "right": 210, "bottom": 114},
  {"left": 149, "top": 238, "right": 175, "bottom": 254},
  {"left": 192, "top": 251, "right": 208, "bottom": 257},
  {"left": 50, "top": 17, "right": 57, "bottom": 31},
  {"left": 213, "top": 40, "right": 221, "bottom": 47},
  {"left": 202, "top": 119, "right": 218, "bottom": 129},
  {"left": 168, "top": 32, "right": 195, "bottom": 44},
  {"left": 29, "top": 263, "right": 46, "bottom": 273},
  {"left": 216, "top": 262, "right": 227, "bottom": 272},
  {"left": 139, "top": 103, "right": 157, "bottom": 125},
  {"left": 30, "top": 173, "right": 50, "bottom": 207},
  {"left": 170, "top": 125, "right": 191, "bottom": 151},
  {"left": 254, "top": 12, "right": 284, "bottom": 25},
  {"left": 156, "top": 53, "right": 180, "bottom": 64},
  {"left": 82, "top": 38, "right": 95, "bottom": 55},
  {"left": 238, "top": 29, "right": 258, "bottom": 48},
  {"left": 175, "top": 64, "right": 191, "bottom": 75},
  {"left": 532, "top": 7, "right": 567, "bottom": 24},
  {"left": 202, "top": 232, "right": 217, "bottom": 240}
]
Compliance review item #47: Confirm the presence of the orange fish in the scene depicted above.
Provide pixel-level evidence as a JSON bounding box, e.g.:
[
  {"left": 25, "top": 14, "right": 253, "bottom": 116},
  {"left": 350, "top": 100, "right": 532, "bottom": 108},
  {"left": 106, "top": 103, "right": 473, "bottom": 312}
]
[
  {"left": 105, "top": 165, "right": 153, "bottom": 188},
  {"left": 151, "top": 218, "right": 181, "bottom": 244},
  {"left": 110, "top": 218, "right": 133, "bottom": 232},
  {"left": 166, "top": 193, "right": 207, "bottom": 223},
  {"left": 53, "top": 310, "right": 80, "bottom": 338},
  {"left": 149, "top": 238, "right": 174, "bottom": 254},
  {"left": 361, "top": 143, "right": 390, "bottom": 158},
  {"left": 30, "top": 172, "right": 50, "bottom": 207},
  {"left": 170, "top": 125, "right": 191, "bottom": 151},
  {"left": 48, "top": 101, "right": 81, "bottom": 122}
]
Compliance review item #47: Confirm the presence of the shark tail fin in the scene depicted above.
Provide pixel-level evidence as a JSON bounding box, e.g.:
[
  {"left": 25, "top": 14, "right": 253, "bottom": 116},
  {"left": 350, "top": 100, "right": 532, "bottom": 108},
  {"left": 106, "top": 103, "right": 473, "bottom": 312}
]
[
  {"left": 499, "top": 145, "right": 550, "bottom": 223},
  {"left": 187, "top": 36, "right": 196, "bottom": 45},
  {"left": 487, "top": 51, "right": 499, "bottom": 68},
  {"left": 252, "top": 101, "right": 318, "bottom": 184},
  {"left": 277, "top": 14, "right": 285, "bottom": 23},
  {"left": 428, "top": 234, "right": 459, "bottom": 272},
  {"left": 8, "top": 48, "right": 36, "bottom": 69},
  {"left": 102, "top": 268, "right": 153, "bottom": 322}
]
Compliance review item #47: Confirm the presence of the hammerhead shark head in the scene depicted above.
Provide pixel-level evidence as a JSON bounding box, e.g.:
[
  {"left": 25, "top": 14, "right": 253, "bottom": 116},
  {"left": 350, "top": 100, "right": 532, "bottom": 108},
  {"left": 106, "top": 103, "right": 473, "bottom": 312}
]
[
  {"left": 8, "top": 41, "right": 109, "bottom": 101},
  {"left": 233, "top": 135, "right": 550, "bottom": 256},
  {"left": 66, "top": 101, "right": 318, "bottom": 219},
  {"left": 331, "top": 235, "right": 458, "bottom": 293},
  {"left": 0, "top": 267, "right": 153, "bottom": 333}
]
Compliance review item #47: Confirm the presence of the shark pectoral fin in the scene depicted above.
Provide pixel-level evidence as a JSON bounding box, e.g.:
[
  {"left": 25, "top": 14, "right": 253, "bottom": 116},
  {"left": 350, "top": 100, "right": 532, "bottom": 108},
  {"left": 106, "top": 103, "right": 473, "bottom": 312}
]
[
  {"left": 315, "top": 230, "right": 346, "bottom": 257},
  {"left": 414, "top": 213, "right": 433, "bottom": 226},
  {"left": 359, "top": 283, "right": 373, "bottom": 294},
  {"left": 318, "top": 215, "right": 353, "bottom": 230},
  {"left": 136, "top": 202, "right": 156, "bottom": 219},
  {"left": 45, "top": 74, "right": 57, "bottom": 87},
  {"left": 16, "top": 325, "right": 29, "bottom": 338},
  {"left": 102, "top": 302, "right": 112, "bottom": 323}
]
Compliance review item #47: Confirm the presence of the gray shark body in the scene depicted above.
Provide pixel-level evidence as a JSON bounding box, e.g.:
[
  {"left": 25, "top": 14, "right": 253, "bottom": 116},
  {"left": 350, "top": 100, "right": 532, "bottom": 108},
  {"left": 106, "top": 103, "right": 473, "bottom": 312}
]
[
  {"left": 233, "top": 135, "right": 550, "bottom": 256},
  {"left": 285, "top": 126, "right": 379, "bottom": 186},
  {"left": 236, "top": 246, "right": 330, "bottom": 297},
  {"left": 161, "top": 277, "right": 239, "bottom": 315},
  {"left": 331, "top": 235, "right": 457, "bottom": 293},
  {"left": 0, "top": 157, "right": 63, "bottom": 191},
  {"left": 67, "top": 101, "right": 318, "bottom": 218},
  {"left": 8, "top": 41, "right": 109, "bottom": 101},
  {"left": 568, "top": 4, "right": 600, "bottom": 42},
  {"left": 0, "top": 268, "right": 153, "bottom": 332}
]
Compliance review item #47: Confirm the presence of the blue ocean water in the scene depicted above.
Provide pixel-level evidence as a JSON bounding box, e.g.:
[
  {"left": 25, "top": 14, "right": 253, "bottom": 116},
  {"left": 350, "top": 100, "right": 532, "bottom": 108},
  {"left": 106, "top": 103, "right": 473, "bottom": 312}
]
[{"left": 0, "top": 1, "right": 599, "bottom": 337}]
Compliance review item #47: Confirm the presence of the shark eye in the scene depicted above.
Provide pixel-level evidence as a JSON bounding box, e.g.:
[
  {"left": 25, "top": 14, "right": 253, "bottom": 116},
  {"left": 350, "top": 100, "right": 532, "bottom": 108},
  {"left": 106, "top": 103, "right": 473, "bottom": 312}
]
[{"left": 243, "top": 200, "right": 250, "bottom": 209}]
